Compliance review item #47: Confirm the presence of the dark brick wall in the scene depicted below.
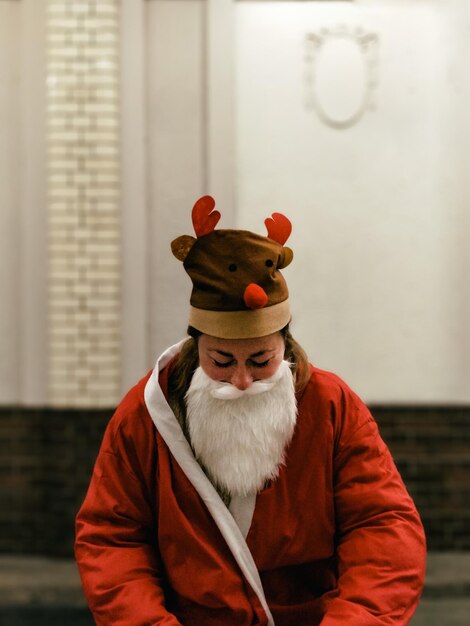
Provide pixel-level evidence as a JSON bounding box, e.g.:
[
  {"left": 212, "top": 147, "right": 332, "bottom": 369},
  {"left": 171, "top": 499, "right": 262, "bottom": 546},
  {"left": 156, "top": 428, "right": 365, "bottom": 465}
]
[
  {"left": 372, "top": 406, "right": 470, "bottom": 551},
  {"left": 1, "top": 408, "right": 112, "bottom": 557},
  {"left": 1, "top": 405, "right": 469, "bottom": 556}
]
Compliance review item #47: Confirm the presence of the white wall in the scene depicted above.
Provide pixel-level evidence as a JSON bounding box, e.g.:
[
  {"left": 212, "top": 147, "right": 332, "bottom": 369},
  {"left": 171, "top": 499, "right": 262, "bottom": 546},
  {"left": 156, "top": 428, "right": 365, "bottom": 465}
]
[
  {"left": 0, "top": 0, "right": 47, "bottom": 405},
  {"left": 145, "top": 0, "right": 208, "bottom": 359},
  {"left": 143, "top": 0, "right": 238, "bottom": 362},
  {"left": 1, "top": 0, "right": 468, "bottom": 405},
  {"left": 0, "top": 1, "right": 21, "bottom": 403},
  {"left": 235, "top": 0, "right": 470, "bottom": 402}
]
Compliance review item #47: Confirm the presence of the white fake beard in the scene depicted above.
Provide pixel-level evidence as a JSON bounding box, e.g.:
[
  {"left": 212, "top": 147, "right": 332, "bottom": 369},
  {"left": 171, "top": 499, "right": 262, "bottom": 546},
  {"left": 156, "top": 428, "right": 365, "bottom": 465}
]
[{"left": 185, "top": 360, "right": 297, "bottom": 497}]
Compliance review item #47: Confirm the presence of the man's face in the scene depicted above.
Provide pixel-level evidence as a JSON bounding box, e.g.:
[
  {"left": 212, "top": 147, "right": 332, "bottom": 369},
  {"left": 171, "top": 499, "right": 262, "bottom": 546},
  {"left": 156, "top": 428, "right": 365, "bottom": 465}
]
[{"left": 198, "top": 332, "right": 285, "bottom": 391}]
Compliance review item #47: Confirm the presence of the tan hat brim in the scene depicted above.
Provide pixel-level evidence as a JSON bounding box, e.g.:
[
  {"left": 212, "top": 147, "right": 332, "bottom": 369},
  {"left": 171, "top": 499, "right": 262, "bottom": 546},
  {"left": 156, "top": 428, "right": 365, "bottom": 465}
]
[{"left": 188, "top": 300, "right": 291, "bottom": 339}]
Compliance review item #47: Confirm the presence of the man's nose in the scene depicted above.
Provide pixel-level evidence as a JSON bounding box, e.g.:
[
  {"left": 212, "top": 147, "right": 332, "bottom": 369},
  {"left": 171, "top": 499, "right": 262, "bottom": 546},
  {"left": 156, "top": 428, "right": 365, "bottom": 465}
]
[{"left": 230, "top": 366, "right": 253, "bottom": 390}]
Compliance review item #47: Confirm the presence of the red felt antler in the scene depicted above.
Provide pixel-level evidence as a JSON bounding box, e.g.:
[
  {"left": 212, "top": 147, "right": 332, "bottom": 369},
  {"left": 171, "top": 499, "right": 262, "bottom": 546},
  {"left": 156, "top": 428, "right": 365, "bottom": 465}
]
[
  {"left": 264, "top": 213, "right": 292, "bottom": 245},
  {"left": 192, "top": 195, "right": 221, "bottom": 237}
]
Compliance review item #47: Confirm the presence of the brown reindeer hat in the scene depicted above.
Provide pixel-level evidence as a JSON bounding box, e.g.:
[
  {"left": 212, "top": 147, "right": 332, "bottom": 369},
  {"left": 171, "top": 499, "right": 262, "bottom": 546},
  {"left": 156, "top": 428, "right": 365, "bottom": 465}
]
[{"left": 171, "top": 196, "right": 293, "bottom": 339}]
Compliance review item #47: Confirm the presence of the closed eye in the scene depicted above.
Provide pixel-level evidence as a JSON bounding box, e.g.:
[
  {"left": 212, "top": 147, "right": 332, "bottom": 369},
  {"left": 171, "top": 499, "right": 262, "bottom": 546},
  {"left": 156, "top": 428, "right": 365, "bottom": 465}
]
[
  {"left": 249, "top": 359, "right": 271, "bottom": 368},
  {"left": 212, "top": 359, "right": 235, "bottom": 368},
  {"left": 212, "top": 358, "right": 271, "bottom": 368}
]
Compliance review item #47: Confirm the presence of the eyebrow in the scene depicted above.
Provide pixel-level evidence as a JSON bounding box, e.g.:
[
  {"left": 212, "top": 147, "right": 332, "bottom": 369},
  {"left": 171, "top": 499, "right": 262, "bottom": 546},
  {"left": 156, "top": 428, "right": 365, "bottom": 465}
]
[{"left": 209, "top": 349, "right": 274, "bottom": 359}]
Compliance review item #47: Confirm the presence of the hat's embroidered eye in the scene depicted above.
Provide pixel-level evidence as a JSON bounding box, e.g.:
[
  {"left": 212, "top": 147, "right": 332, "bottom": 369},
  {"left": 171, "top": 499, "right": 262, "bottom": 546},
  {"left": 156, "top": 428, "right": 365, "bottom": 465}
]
[
  {"left": 228, "top": 263, "right": 237, "bottom": 272},
  {"left": 265, "top": 259, "right": 274, "bottom": 268}
]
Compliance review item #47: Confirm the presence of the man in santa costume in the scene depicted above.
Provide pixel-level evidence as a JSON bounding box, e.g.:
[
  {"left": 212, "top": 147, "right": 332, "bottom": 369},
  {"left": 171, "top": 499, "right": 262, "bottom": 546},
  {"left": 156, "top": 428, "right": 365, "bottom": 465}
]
[{"left": 75, "top": 196, "right": 426, "bottom": 625}]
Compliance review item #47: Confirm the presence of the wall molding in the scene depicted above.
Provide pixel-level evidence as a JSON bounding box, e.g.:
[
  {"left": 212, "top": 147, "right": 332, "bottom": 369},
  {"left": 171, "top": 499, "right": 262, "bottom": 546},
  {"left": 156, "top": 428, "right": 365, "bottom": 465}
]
[
  {"left": 120, "top": 0, "right": 149, "bottom": 392},
  {"left": 206, "top": 0, "right": 236, "bottom": 217},
  {"left": 304, "top": 24, "right": 379, "bottom": 129}
]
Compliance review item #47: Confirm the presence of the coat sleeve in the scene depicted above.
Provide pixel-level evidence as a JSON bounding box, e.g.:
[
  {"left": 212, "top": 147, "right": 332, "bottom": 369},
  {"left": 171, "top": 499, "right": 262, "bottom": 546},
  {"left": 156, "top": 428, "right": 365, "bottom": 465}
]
[
  {"left": 320, "top": 403, "right": 426, "bottom": 625},
  {"left": 75, "top": 394, "right": 182, "bottom": 626}
]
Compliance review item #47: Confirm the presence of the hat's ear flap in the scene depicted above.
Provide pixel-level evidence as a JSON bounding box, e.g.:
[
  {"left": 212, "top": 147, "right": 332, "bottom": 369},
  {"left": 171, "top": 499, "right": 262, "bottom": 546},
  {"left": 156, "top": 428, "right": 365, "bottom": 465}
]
[
  {"left": 171, "top": 235, "right": 196, "bottom": 262},
  {"left": 278, "top": 246, "right": 293, "bottom": 269}
]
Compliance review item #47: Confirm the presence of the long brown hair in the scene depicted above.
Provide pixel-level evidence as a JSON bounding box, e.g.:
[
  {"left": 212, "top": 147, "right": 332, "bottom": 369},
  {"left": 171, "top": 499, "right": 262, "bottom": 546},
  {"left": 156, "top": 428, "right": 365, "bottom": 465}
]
[{"left": 167, "top": 325, "right": 310, "bottom": 425}]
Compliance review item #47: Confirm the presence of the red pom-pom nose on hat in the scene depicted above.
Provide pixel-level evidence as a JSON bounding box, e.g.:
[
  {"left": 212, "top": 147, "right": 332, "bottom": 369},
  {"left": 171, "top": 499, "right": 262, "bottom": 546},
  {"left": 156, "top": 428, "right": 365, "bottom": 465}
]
[{"left": 244, "top": 284, "right": 268, "bottom": 309}]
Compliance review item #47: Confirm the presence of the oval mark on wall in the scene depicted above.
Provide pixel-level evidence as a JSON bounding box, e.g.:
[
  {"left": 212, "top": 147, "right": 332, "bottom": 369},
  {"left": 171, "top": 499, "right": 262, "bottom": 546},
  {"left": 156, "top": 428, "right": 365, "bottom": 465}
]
[{"left": 305, "top": 27, "right": 378, "bottom": 130}]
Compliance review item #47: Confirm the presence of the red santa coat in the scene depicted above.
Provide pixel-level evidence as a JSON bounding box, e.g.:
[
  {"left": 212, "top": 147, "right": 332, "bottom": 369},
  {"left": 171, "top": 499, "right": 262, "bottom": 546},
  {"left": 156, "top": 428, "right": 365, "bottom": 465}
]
[{"left": 75, "top": 341, "right": 426, "bottom": 626}]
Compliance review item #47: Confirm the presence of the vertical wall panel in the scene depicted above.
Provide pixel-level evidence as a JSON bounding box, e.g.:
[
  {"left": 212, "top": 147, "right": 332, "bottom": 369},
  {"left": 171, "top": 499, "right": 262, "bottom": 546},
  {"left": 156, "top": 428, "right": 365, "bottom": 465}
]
[
  {"left": 0, "top": 2, "right": 21, "bottom": 403},
  {"left": 0, "top": 0, "right": 48, "bottom": 406},
  {"left": 146, "top": 0, "right": 206, "bottom": 358},
  {"left": 206, "top": 0, "right": 235, "bottom": 213},
  {"left": 20, "top": 0, "right": 48, "bottom": 405},
  {"left": 119, "top": 0, "right": 148, "bottom": 392},
  {"left": 46, "top": 0, "right": 121, "bottom": 406}
]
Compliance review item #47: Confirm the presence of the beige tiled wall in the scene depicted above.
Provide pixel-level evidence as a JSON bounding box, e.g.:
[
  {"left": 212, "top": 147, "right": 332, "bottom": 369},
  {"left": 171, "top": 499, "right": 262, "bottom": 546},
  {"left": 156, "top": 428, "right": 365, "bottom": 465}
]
[{"left": 46, "top": 0, "right": 121, "bottom": 407}]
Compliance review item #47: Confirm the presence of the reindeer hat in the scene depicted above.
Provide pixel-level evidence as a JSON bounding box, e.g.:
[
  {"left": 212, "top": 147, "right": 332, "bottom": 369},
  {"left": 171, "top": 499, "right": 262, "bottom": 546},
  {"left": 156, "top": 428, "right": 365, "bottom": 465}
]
[{"left": 171, "top": 196, "right": 293, "bottom": 339}]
